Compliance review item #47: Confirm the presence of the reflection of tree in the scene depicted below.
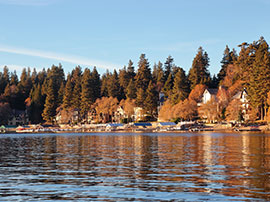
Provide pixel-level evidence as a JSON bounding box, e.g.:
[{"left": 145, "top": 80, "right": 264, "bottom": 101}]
[{"left": 1, "top": 134, "right": 270, "bottom": 200}]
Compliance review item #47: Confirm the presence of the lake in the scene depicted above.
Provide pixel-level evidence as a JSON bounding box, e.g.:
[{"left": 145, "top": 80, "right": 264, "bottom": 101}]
[{"left": 0, "top": 132, "right": 269, "bottom": 201}]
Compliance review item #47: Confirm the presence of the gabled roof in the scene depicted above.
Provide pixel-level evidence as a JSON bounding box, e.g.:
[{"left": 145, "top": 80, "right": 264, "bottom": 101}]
[
  {"left": 205, "top": 88, "right": 218, "bottom": 95},
  {"left": 232, "top": 89, "right": 248, "bottom": 100},
  {"left": 232, "top": 91, "right": 242, "bottom": 99}
]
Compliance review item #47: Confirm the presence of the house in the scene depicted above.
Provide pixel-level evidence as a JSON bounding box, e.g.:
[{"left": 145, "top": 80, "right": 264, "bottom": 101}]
[
  {"left": 55, "top": 108, "right": 80, "bottom": 124},
  {"left": 231, "top": 88, "right": 249, "bottom": 121},
  {"left": 199, "top": 88, "right": 218, "bottom": 105},
  {"left": 113, "top": 106, "right": 128, "bottom": 123},
  {"left": 133, "top": 107, "right": 145, "bottom": 121},
  {"left": 8, "top": 109, "right": 29, "bottom": 126}
]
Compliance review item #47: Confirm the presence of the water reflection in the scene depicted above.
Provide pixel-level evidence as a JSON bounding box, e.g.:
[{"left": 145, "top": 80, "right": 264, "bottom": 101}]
[{"left": 0, "top": 133, "right": 270, "bottom": 201}]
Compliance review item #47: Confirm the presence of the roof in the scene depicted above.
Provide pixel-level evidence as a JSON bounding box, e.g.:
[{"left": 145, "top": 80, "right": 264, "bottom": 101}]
[
  {"left": 158, "top": 122, "right": 176, "bottom": 126},
  {"left": 232, "top": 91, "right": 242, "bottom": 99},
  {"left": 133, "top": 122, "right": 152, "bottom": 127},
  {"left": 106, "top": 123, "right": 124, "bottom": 127},
  {"left": 232, "top": 89, "right": 248, "bottom": 100},
  {"left": 206, "top": 88, "right": 218, "bottom": 95}
]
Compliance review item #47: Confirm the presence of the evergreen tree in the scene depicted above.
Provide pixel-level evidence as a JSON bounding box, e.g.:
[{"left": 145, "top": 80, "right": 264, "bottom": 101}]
[
  {"left": 10, "top": 71, "right": 18, "bottom": 85},
  {"left": 31, "top": 68, "right": 37, "bottom": 85},
  {"left": 42, "top": 79, "right": 56, "bottom": 123},
  {"left": 170, "top": 68, "right": 189, "bottom": 104},
  {"left": 30, "top": 84, "right": 43, "bottom": 123},
  {"left": 119, "top": 66, "right": 129, "bottom": 98},
  {"left": 37, "top": 68, "right": 47, "bottom": 85},
  {"left": 135, "top": 54, "right": 152, "bottom": 92},
  {"left": 164, "top": 56, "right": 174, "bottom": 82},
  {"left": 246, "top": 37, "right": 270, "bottom": 119},
  {"left": 107, "top": 70, "right": 122, "bottom": 100},
  {"left": 63, "top": 75, "right": 73, "bottom": 109},
  {"left": 188, "top": 47, "right": 211, "bottom": 89},
  {"left": 210, "top": 74, "right": 219, "bottom": 88},
  {"left": 91, "top": 66, "right": 101, "bottom": 100},
  {"left": 71, "top": 66, "right": 82, "bottom": 109},
  {"left": 81, "top": 68, "right": 94, "bottom": 119},
  {"left": 163, "top": 73, "right": 173, "bottom": 97},
  {"left": 18, "top": 67, "right": 32, "bottom": 101},
  {"left": 127, "top": 60, "right": 136, "bottom": 81},
  {"left": 135, "top": 88, "right": 145, "bottom": 108},
  {"left": 217, "top": 45, "right": 237, "bottom": 83},
  {"left": 126, "top": 79, "right": 136, "bottom": 99},
  {"left": 101, "top": 71, "right": 110, "bottom": 97},
  {"left": 144, "top": 81, "right": 158, "bottom": 116},
  {"left": 57, "top": 82, "right": 65, "bottom": 107}
]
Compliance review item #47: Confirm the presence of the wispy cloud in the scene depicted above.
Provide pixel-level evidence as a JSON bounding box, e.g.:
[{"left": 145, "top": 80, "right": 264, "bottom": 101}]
[
  {"left": 0, "top": 0, "right": 61, "bottom": 6},
  {"left": 0, "top": 45, "right": 120, "bottom": 71}
]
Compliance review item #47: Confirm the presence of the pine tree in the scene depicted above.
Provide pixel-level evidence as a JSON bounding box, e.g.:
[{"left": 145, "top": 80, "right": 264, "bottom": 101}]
[
  {"left": 127, "top": 60, "right": 136, "bottom": 81},
  {"left": 42, "top": 79, "right": 56, "bottom": 123},
  {"left": 126, "top": 79, "right": 136, "bottom": 99},
  {"left": 135, "top": 88, "right": 145, "bottom": 108},
  {"left": 163, "top": 73, "right": 173, "bottom": 97},
  {"left": 246, "top": 37, "right": 270, "bottom": 119},
  {"left": 217, "top": 45, "right": 237, "bottom": 83},
  {"left": 30, "top": 84, "right": 43, "bottom": 123},
  {"left": 91, "top": 66, "right": 101, "bottom": 100},
  {"left": 18, "top": 68, "right": 32, "bottom": 99},
  {"left": 135, "top": 54, "right": 152, "bottom": 92},
  {"left": 10, "top": 71, "right": 18, "bottom": 85},
  {"left": 63, "top": 75, "right": 73, "bottom": 109},
  {"left": 101, "top": 71, "right": 109, "bottom": 97},
  {"left": 107, "top": 70, "right": 122, "bottom": 100},
  {"left": 57, "top": 82, "right": 65, "bottom": 107},
  {"left": 119, "top": 66, "right": 129, "bottom": 98},
  {"left": 164, "top": 56, "right": 174, "bottom": 82},
  {"left": 81, "top": 68, "right": 94, "bottom": 119},
  {"left": 144, "top": 81, "right": 158, "bottom": 116},
  {"left": 188, "top": 47, "right": 211, "bottom": 89},
  {"left": 170, "top": 68, "right": 189, "bottom": 104},
  {"left": 31, "top": 68, "right": 37, "bottom": 85},
  {"left": 71, "top": 66, "right": 82, "bottom": 109}
]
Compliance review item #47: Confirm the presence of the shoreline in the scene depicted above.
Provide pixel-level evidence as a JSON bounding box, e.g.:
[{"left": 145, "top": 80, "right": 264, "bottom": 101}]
[{"left": 1, "top": 127, "right": 270, "bottom": 134}]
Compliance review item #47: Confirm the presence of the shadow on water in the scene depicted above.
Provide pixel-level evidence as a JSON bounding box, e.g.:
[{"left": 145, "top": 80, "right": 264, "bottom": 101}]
[{"left": 0, "top": 132, "right": 270, "bottom": 201}]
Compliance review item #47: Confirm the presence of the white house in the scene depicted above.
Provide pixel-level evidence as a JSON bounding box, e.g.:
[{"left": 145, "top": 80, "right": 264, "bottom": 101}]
[
  {"left": 199, "top": 88, "right": 218, "bottom": 106},
  {"left": 231, "top": 88, "right": 249, "bottom": 120}
]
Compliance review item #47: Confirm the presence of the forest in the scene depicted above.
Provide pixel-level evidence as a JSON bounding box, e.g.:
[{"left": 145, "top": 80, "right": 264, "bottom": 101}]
[{"left": 0, "top": 37, "right": 270, "bottom": 125}]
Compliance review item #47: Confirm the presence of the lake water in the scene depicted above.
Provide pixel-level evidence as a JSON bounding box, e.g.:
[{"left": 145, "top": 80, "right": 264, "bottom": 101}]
[{"left": 0, "top": 132, "right": 270, "bottom": 201}]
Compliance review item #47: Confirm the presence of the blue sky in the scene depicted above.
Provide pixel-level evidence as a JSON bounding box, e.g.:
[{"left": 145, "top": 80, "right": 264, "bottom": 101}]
[{"left": 0, "top": 0, "right": 269, "bottom": 76}]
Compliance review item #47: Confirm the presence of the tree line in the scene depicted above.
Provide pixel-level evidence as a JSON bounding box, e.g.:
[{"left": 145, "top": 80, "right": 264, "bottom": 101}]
[{"left": 0, "top": 36, "right": 270, "bottom": 124}]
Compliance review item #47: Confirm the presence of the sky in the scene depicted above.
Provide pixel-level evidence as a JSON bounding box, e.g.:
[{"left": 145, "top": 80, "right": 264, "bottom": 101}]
[{"left": 0, "top": 0, "right": 269, "bottom": 76}]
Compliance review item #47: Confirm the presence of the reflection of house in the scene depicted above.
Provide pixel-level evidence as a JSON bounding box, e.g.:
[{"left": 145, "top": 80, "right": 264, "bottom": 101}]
[
  {"left": 8, "top": 109, "right": 29, "bottom": 126},
  {"left": 199, "top": 88, "right": 218, "bottom": 106}
]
